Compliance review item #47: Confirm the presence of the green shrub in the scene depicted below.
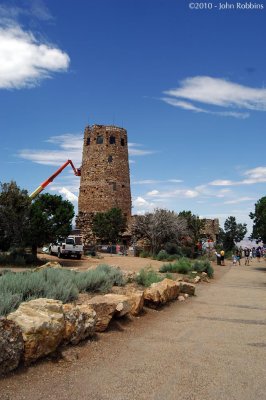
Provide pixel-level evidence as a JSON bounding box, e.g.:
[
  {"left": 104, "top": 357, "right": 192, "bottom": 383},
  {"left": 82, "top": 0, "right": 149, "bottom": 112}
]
[
  {"left": 159, "top": 257, "right": 192, "bottom": 274},
  {"left": 166, "top": 254, "right": 179, "bottom": 261},
  {"left": 156, "top": 250, "right": 169, "bottom": 261},
  {"left": 139, "top": 250, "right": 151, "bottom": 258},
  {"left": 0, "top": 249, "right": 39, "bottom": 267},
  {"left": 136, "top": 267, "right": 163, "bottom": 287},
  {"left": 0, "top": 264, "right": 125, "bottom": 316},
  {"left": 75, "top": 264, "right": 125, "bottom": 292},
  {"left": 191, "top": 260, "right": 214, "bottom": 278},
  {"left": 180, "top": 246, "right": 194, "bottom": 258},
  {"left": 165, "top": 272, "right": 174, "bottom": 280}
]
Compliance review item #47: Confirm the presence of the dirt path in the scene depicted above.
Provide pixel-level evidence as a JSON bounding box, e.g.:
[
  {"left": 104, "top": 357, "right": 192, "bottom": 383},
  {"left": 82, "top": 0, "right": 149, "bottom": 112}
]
[
  {"left": 1, "top": 261, "right": 265, "bottom": 400},
  {"left": 0, "top": 253, "right": 167, "bottom": 274}
]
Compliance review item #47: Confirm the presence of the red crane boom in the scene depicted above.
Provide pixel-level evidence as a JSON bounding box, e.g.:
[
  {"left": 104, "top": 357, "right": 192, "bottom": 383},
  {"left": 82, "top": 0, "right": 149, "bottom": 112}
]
[{"left": 30, "top": 160, "right": 81, "bottom": 200}]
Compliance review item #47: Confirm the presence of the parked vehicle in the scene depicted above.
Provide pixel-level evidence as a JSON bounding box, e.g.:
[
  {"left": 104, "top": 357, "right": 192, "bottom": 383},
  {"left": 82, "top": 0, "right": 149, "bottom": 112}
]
[{"left": 49, "top": 236, "right": 83, "bottom": 259}]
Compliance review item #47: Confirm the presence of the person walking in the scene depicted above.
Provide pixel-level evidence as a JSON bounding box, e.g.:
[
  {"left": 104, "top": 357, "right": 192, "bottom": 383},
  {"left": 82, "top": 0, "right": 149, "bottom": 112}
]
[
  {"left": 256, "top": 247, "right": 261, "bottom": 262},
  {"left": 235, "top": 249, "right": 241, "bottom": 266},
  {"left": 220, "top": 249, "right": 225, "bottom": 266},
  {"left": 244, "top": 248, "right": 250, "bottom": 265}
]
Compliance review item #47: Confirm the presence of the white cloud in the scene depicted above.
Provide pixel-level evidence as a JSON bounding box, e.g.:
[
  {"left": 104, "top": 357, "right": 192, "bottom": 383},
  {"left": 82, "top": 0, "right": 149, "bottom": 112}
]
[
  {"left": 132, "top": 178, "right": 183, "bottom": 185},
  {"left": 167, "top": 179, "right": 183, "bottom": 183},
  {"left": 133, "top": 180, "right": 159, "bottom": 185},
  {"left": 208, "top": 166, "right": 266, "bottom": 187},
  {"left": 132, "top": 196, "right": 155, "bottom": 214},
  {"left": 147, "top": 190, "right": 159, "bottom": 196},
  {"left": 0, "top": 25, "right": 70, "bottom": 89},
  {"left": 128, "top": 143, "right": 155, "bottom": 156},
  {"left": 209, "top": 179, "right": 235, "bottom": 186},
  {"left": 0, "top": 2, "right": 53, "bottom": 22},
  {"left": 162, "top": 76, "right": 266, "bottom": 118},
  {"left": 52, "top": 187, "right": 79, "bottom": 202},
  {"left": 146, "top": 188, "right": 199, "bottom": 199},
  {"left": 224, "top": 197, "right": 256, "bottom": 205},
  {"left": 242, "top": 166, "right": 266, "bottom": 184},
  {"left": 162, "top": 97, "right": 206, "bottom": 113}
]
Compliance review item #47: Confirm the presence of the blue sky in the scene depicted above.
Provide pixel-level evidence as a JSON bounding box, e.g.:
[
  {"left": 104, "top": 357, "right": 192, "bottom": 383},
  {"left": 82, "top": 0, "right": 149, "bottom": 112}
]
[{"left": 0, "top": 0, "right": 266, "bottom": 233}]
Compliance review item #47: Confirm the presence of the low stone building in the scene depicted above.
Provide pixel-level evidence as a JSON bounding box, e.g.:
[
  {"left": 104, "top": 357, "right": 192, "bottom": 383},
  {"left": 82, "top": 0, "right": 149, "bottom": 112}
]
[{"left": 200, "top": 218, "right": 219, "bottom": 242}]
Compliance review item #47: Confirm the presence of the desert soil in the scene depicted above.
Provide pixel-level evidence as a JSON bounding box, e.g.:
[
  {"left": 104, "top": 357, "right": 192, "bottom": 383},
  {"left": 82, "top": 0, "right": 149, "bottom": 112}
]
[{"left": 1, "top": 258, "right": 265, "bottom": 399}]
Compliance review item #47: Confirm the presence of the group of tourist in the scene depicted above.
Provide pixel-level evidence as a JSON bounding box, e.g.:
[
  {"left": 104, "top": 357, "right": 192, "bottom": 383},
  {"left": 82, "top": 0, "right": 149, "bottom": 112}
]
[
  {"left": 215, "top": 246, "right": 264, "bottom": 266},
  {"left": 233, "top": 246, "right": 264, "bottom": 266}
]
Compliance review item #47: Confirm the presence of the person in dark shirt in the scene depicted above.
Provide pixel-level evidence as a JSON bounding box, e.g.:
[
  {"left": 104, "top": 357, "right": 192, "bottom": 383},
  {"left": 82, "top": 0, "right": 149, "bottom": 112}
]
[{"left": 244, "top": 248, "right": 250, "bottom": 265}]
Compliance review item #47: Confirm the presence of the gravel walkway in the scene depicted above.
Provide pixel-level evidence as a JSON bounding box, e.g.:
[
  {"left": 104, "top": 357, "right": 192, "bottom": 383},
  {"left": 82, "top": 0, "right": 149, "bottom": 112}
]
[{"left": 1, "top": 261, "right": 265, "bottom": 400}]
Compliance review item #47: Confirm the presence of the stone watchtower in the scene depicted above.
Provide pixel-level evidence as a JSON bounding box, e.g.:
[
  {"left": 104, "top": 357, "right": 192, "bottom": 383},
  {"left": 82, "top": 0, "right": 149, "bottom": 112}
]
[{"left": 76, "top": 124, "right": 131, "bottom": 243}]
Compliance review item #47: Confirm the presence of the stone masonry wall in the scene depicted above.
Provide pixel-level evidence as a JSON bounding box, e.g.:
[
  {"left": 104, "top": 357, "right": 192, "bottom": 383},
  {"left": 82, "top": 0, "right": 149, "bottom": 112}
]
[
  {"left": 201, "top": 218, "right": 219, "bottom": 241},
  {"left": 76, "top": 125, "right": 132, "bottom": 241}
]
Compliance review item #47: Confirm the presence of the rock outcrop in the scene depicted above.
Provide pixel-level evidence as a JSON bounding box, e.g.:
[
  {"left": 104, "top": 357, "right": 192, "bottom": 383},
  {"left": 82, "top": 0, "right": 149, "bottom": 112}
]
[
  {"left": 144, "top": 278, "right": 180, "bottom": 307},
  {"left": 7, "top": 298, "right": 65, "bottom": 364},
  {"left": 63, "top": 304, "right": 96, "bottom": 345},
  {"left": 0, "top": 318, "right": 24, "bottom": 375}
]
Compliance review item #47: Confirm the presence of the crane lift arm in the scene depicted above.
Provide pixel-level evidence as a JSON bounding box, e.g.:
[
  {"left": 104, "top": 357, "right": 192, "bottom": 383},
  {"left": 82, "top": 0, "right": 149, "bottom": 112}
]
[{"left": 30, "top": 160, "right": 81, "bottom": 200}]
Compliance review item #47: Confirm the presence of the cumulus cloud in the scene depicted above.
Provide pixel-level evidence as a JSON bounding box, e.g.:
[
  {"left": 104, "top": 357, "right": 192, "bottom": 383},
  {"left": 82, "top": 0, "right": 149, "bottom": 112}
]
[
  {"left": 132, "top": 196, "right": 155, "bottom": 214},
  {"left": 0, "top": 25, "right": 70, "bottom": 89},
  {"left": 162, "top": 76, "right": 266, "bottom": 118},
  {"left": 56, "top": 187, "right": 78, "bottom": 202},
  {"left": 146, "top": 188, "right": 199, "bottom": 199}
]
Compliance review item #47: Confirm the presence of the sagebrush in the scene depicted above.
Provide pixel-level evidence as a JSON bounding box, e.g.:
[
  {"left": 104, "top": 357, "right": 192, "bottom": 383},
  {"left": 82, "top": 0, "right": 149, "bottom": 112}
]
[
  {"left": 0, "top": 264, "right": 125, "bottom": 317},
  {"left": 136, "top": 267, "right": 163, "bottom": 287}
]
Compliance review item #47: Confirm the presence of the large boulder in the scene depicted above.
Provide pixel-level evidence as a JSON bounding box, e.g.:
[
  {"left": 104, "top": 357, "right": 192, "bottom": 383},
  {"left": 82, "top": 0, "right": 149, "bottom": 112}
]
[
  {"left": 7, "top": 298, "right": 65, "bottom": 364},
  {"left": 180, "top": 282, "right": 196, "bottom": 296},
  {"left": 103, "top": 294, "right": 131, "bottom": 317},
  {"left": 63, "top": 304, "right": 96, "bottom": 345},
  {"left": 87, "top": 295, "right": 118, "bottom": 332},
  {"left": 144, "top": 278, "right": 180, "bottom": 307},
  {"left": 0, "top": 318, "right": 24, "bottom": 375},
  {"left": 127, "top": 290, "right": 144, "bottom": 316},
  {"left": 111, "top": 287, "right": 144, "bottom": 316}
]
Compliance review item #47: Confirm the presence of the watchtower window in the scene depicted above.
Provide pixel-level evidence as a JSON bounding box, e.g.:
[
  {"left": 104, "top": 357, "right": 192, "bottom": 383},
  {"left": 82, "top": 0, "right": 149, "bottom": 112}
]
[
  {"left": 96, "top": 135, "right": 103, "bottom": 144},
  {"left": 112, "top": 182, "right": 116, "bottom": 191},
  {"left": 109, "top": 136, "right": 116, "bottom": 144},
  {"left": 121, "top": 138, "right": 125, "bottom": 146},
  {"left": 108, "top": 155, "right": 113, "bottom": 163},
  {"left": 86, "top": 137, "right": 91, "bottom": 145}
]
